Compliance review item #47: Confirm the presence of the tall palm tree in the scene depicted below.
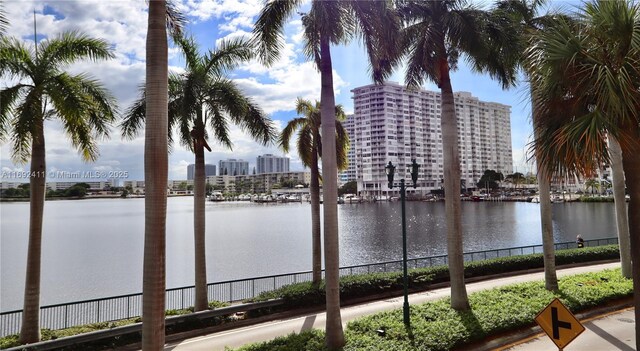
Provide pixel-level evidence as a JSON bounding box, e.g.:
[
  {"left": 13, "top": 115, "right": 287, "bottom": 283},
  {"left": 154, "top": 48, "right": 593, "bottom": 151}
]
[
  {"left": 253, "top": 1, "right": 397, "bottom": 347},
  {"left": 387, "top": 0, "right": 517, "bottom": 310},
  {"left": 525, "top": 1, "right": 640, "bottom": 346},
  {"left": 0, "top": 31, "right": 116, "bottom": 343},
  {"left": 279, "top": 98, "right": 349, "bottom": 286},
  {"left": 490, "top": 0, "right": 561, "bottom": 291},
  {"left": 142, "top": 1, "right": 169, "bottom": 349},
  {"left": 122, "top": 35, "right": 275, "bottom": 312}
]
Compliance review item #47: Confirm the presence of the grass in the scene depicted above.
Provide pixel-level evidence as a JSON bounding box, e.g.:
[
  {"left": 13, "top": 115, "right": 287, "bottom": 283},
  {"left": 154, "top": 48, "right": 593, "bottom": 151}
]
[{"left": 235, "top": 268, "right": 632, "bottom": 351}]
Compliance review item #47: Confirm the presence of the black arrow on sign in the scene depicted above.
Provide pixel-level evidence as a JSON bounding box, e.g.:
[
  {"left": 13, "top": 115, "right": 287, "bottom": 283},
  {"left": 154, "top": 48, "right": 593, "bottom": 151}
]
[{"left": 552, "top": 307, "right": 572, "bottom": 339}]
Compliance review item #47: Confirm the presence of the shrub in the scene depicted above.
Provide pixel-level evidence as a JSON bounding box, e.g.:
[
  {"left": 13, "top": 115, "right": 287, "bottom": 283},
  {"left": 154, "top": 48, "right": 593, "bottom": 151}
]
[
  {"left": 248, "top": 245, "right": 620, "bottom": 311},
  {"left": 237, "top": 269, "right": 631, "bottom": 351}
]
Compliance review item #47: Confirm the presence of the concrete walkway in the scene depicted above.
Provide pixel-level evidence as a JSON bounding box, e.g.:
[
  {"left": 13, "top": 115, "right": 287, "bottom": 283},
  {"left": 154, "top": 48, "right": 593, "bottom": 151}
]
[
  {"left": 502, "top": 308, "right": 635, "bottom": 351},
  {"left": 163, "top": 262, "right": 623, "bottom": 351}
]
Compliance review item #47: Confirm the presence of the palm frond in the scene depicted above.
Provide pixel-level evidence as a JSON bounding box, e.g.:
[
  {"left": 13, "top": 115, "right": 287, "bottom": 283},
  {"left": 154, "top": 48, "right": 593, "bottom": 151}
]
[
  {"left": 296, "top": 126, "right": 315, "bottom": 168},
  {"left": 47, "top": 73, "right": 115, "bottom": 161},
  {"left": 206, "top": 79, "right": 275, "bottom": 146},
  {"left": 350, "top": 0, "right": 401, "bottom": 83},
  {"left": 166, "top": 0, "right": 186, "bottom": 40},
  {"left": 174, "top": 35, "right": 201, "bottom": 72},
  {"left": 10, "top": 90, "right": 39, "bottom": 164},
  {"left": 38, "top": 30, "right": 114, "bottom": 70},
  {"left": 252, "top": 0, "right": 302, "bottom": 65},
  {"left": 206, "top": 103, "right": 232, "bottom": 150},
  {"left": 335, "top": 119, "right": 349, "bottom": 171},
  {"left": 120, "top": 86, "right": 146, "bottom": 140},
  {"left": 205, "top": 37, "right": 254, "bottom": 76},
  {"left": 0, "top": 36, "right": 35, "bottom": 80},
  {"left": 0, "top": 1, "right": 8, "bottom": 35},
  {"left": 278, "top": 117, "right": 308, "bottom": 152},
  {"left": 0, "top": 84, "right": 27, "bottom": 142}
]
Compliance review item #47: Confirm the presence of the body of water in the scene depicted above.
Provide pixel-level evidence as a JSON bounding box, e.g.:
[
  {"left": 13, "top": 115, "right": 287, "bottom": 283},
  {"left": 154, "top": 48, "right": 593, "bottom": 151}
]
[{"left": 0, "top": 197, "right": 617, "bottom": 311}]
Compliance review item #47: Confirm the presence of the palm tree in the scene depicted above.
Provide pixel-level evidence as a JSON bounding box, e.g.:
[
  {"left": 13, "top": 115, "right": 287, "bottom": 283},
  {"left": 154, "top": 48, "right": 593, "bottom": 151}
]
[
  {"left": 122, "top": 35, "right": 275, "bottom": 312},
  {"left": 386, "top": 0, "right": 517, "bottom": 310},
  {"left": 490, "top": 0, "right": 562, "bottom": 291},
  {"left": 279, "top": 98, "right": 349, "bottom": 286},
  {"left": 609, "top": 137, "right": 631, "bottom": 277},
  {"left": 0, "top": 31, "right": 116, "bottom": 343},
  {"left": 585, "top": 178, "right": 599, "bottom": 195},
  {"left": 142, "top": 1, "right": 169, "bottom": 349},
  {"left": 525, "top": 1, "right": 640, "bottom": 346},
  {"left": 253, "top": 1, "right": 397, "bottom": 347}
]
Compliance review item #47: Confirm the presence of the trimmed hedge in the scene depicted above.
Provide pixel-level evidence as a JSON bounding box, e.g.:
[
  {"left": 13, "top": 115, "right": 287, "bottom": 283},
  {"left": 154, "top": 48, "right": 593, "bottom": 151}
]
[
  {"left": 236, "top": 268, "right": 632, "bottom": 351},
  {"left": 0, "top": 300, "right": 230, "bottom": 350},
  {"left": 248, "top": 245, "right": 620, "bottom": 310}
]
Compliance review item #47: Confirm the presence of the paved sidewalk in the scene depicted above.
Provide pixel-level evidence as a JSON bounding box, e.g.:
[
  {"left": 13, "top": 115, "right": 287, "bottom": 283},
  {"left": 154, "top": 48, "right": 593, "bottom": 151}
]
[
  {"left": 163, "top": 262, "right": 622, "bottom": 351},
  {"left": 502, "top": 308, "right": 635, "bottom": 351}
]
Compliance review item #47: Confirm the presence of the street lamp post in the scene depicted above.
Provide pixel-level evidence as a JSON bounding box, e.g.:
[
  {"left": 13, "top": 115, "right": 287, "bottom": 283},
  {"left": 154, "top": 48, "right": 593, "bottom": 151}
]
[{"left": 385, "top": 159, "right": 419, "bottom": 328}]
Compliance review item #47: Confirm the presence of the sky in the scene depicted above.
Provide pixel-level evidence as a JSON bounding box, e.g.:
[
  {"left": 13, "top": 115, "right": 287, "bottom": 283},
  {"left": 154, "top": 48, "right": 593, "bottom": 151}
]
[{"left": 0, "top": 0, "right": 550, "bottom": 184}]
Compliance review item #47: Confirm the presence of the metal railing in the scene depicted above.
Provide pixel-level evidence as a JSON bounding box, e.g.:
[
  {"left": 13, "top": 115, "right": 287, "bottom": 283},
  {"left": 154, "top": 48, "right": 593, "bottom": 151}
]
[{"left": 0, "top": 237, "right": 618, "bottom": 337}]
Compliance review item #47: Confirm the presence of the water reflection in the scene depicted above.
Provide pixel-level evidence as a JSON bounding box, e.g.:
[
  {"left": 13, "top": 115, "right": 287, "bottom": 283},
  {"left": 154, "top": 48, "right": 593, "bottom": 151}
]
[{"left": 0, "top": 197, "right": 617, "bottom": 309}]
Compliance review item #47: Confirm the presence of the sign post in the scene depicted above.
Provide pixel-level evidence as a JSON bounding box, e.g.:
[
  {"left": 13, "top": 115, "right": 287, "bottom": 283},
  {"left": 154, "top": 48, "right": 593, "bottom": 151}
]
[{"left": 534, "top": 298, "right": 585, "bottom": 350}]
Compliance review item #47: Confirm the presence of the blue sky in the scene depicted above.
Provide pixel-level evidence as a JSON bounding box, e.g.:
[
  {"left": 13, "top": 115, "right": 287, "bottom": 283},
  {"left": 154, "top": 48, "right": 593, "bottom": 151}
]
[{"left": 0, "top": 0, "right": 550, "bottom": 183}]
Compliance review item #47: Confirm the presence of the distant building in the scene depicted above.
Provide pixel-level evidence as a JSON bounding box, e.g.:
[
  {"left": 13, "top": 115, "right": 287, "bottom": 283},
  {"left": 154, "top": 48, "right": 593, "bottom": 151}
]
[
  {"left": 187, "top": 164, "right": 216, "bottom": 180},
  {"left": 219, "top": 159, "right": 249, "bottom": 176},
  {"left": 339, "top": 114, "right": 356, "bottom": 185},
  {"left": 46, "top": 180, "right": 115, "bottom": 191},
  {"left": 351, "top": 82, "right": 513, "bottom": 197},
  {"left": 207, "top": 171, "right": 310, "bottom": 194},
  {"left": 256, "top": 154, "right": 290, "bottom": 174}
]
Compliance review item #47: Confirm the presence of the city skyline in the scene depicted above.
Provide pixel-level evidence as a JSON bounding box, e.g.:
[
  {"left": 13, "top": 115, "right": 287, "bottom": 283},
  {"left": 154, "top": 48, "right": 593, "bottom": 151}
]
[{"left": 0, "top": 1, "right": 548, "bottom": 183}]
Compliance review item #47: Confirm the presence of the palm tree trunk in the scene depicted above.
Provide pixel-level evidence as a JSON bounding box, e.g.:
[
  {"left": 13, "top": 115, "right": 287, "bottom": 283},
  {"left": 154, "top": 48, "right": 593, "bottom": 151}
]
[
  {"left": 319, "top": 36, "right": 345, "bottom": 349},
  {"left": 609, "top": 137, "right": 631, "bottom": 278},
  {"left": 532, "top": 92, "right": 558, "bottom": 291},
  {"left": 194, "top": 118, "right": 208, "bottom": 311},
  {"left": 439, "top": 59, "right": 469, "bottom": 311},
  {"left": 310, "top": 147, "right": 322, "bottom": 286},
  {"left": 20, "top": 119, "right": 46, "bottom": 344},
  {"left": 536, "top": 163, "right": 558, "bottom": 290},
  {"left": 619, "top": 128, "right": 640, "bottom": 350},
  {"left": 143, "top": 1, "right": 168, "bottom": 349}
]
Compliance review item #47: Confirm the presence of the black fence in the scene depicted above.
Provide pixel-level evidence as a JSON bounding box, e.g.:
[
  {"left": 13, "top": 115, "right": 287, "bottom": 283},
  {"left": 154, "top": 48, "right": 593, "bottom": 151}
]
[{"left": 0, "top": 237, "right": 618, "bottom": 337}]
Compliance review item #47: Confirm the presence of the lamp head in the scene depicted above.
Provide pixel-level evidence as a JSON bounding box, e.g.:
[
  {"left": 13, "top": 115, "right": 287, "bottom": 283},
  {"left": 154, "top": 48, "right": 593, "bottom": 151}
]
[{"left": 385, "top": 161, "right": 395, "bottom": 188}]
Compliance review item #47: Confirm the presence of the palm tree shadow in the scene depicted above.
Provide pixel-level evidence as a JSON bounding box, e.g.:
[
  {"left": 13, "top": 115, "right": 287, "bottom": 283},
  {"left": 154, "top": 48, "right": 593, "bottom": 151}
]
[{"left": 456, "top": 309, "right": 484, "bottom": 346}]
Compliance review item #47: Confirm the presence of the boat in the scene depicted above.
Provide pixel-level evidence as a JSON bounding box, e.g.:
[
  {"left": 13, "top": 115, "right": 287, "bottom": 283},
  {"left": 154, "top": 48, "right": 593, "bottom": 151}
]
[
  {"left": 208, "top": 192, "right": 224, "bottom": 202},
  {"left": 254, "top": 194, "right": 277, "bottom": 203},
  {"left": 343, "top": 194, "right": 362, "bottom": 203},
  {"left": 530, "top": 196, "right": 540, "bottom": 203}
]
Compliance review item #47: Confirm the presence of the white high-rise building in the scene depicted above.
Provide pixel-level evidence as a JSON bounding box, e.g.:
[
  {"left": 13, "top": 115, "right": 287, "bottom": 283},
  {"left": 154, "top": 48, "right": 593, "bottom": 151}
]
[
  {"left": 351, "top": 82, "right": 512, "bottom": 197},
  {"left": 256, "top": 154, "right": 290, "bottom": 174},
  {"left": 339, "top": 114, "right": 357, "bottom": 184},
  {"left": 218, "top": 159, "right": 249, "bottom": 176}
]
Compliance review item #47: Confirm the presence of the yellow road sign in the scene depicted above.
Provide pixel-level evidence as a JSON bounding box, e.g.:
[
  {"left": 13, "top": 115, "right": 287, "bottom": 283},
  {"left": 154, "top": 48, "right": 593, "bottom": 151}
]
[{"left": 534, "top": 298, "right": 585, "bottom": 349}]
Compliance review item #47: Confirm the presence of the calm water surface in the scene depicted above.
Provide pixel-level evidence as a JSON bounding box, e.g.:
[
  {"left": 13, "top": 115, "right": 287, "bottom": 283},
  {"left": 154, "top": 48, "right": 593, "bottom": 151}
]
[{"left": 0, "top": 197, "right": 616, "bottom": 311}]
